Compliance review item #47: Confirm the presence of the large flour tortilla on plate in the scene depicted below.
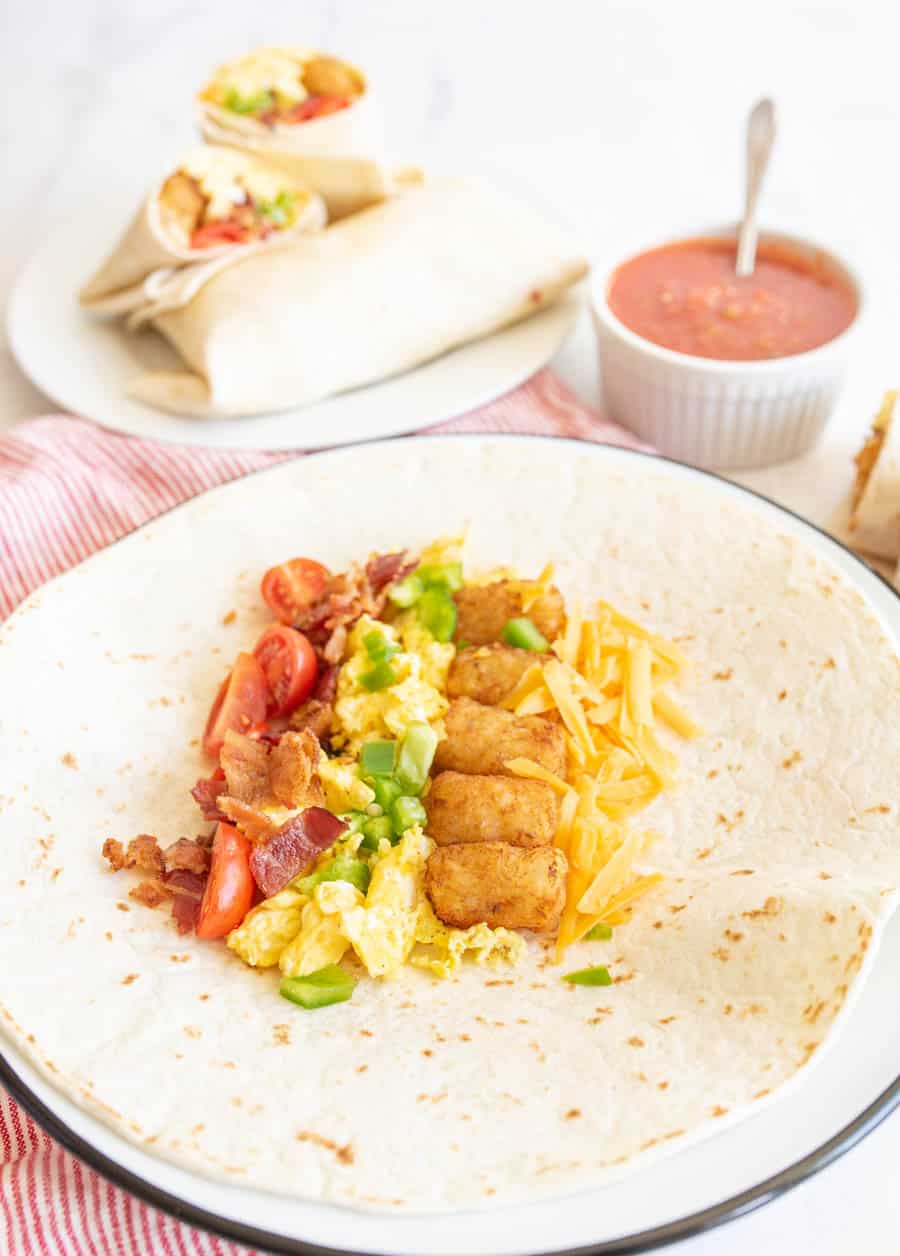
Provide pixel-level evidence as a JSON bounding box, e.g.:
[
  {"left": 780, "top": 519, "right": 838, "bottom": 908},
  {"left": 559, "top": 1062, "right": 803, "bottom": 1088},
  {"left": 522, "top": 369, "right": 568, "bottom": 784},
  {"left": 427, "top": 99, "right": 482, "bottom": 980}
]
[
  {"left": 129, "top": 177, "right": 589, "bottom": 418},
  {"left": 0, "top": 438, "right": 897, "bottom": 1213}
]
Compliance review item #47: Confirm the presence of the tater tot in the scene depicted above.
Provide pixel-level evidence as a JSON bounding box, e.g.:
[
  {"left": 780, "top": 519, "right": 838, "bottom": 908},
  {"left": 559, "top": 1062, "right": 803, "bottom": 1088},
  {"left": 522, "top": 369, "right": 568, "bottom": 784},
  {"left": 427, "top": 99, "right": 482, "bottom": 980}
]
[
  {"left": 454, "top": 581, "right": 566, "bottom": 647},
  {"left": 433, "top": 697, "right": 566, "bottom": 778},
  {"left": 425, "top": 771, "right": 559, "bottom": 847},
  {"left": 447, "top": 643, "right": 545, "bottom": 706},
  {"left": 302, "top": 56, "right": 364, "bottom": 97},
  {"left": 425, "top": 841, "right": 567, "bottom": 932}
]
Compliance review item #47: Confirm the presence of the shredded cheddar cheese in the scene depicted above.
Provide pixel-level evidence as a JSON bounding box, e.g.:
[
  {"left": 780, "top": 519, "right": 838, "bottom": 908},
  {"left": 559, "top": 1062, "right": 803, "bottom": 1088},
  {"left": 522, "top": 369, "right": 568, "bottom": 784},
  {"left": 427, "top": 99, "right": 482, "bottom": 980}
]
[{"left": 505, "top": 599, "right": 701, "bottom": 958}]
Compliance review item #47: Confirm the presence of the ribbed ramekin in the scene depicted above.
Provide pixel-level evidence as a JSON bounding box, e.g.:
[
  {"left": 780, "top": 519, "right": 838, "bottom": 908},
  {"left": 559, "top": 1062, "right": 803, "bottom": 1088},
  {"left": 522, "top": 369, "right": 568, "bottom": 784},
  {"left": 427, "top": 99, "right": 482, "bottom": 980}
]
[{"left": 591, "top": 227, "right": 863, "bottom": 470}]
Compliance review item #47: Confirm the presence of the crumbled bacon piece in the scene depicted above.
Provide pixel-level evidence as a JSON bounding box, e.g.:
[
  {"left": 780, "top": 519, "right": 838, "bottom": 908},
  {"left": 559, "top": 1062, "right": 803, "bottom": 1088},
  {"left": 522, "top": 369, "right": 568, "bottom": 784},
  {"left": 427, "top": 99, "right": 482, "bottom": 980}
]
[
  {"left": 366, "top": 551, "right": 416, "bottom": 592},
  {"left": 171, "top": 894, "right": 200, "bottom": 934},
  {"left": 102, "top": 838, "right": 127, "bottom": 871},
  {"left": 289, "top": 699, "right": 334, "bottom": 742},
  {"left": 313, "top": 665, "right": 339, "bottom": 704},
  {"left": 191, "top": 771, "right": 227, "bottom": 822},
  {"left": 249, "top": 807, "right": 348, "bottom": 897},
  {"left": 294, "top": 551, "right": 413, "bottom": 663},
  {"left": 129, "top": 881, "right": 168, "bottom": 909},
  {"left": 128, "top": 834, "right": 166, "bottom": 877},
  {"left": 217, "top": 729, "right": 324, "bottom": 843},
  {"left": 164, "top": 838, "right": 210, "bottom": 877}
]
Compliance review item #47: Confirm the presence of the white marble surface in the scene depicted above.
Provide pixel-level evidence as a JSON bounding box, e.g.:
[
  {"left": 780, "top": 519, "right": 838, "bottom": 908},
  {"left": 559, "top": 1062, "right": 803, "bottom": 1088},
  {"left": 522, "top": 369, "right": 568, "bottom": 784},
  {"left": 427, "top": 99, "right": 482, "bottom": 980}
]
[{"left": 2, "top": 1, "right": 899, "bottom": 1251}]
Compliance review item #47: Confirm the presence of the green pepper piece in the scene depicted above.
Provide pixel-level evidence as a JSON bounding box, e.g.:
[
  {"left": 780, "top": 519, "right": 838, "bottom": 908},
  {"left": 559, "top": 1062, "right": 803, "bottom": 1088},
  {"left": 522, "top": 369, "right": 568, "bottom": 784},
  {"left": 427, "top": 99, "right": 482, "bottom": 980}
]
[
  {"left": 360, "top": 659, "right": 398, "bottom": 691},
  {"left": 562, "top": 965, "right": 613, "bottom": 987},
  {"left": 295, "top": 853, "right": 371, "bottom": 897},
  {"left": 584, "top": 923, "right": 613, "bottom": 941},
  {"left": 390, "top": 795, "right": 427, "bottom": 834},
  {"left": 416, "top": 562, "right": 464, "bottom": 593},
  {"left": 371, "top": 776, "right": 403, "bottom": 811},
  {"left": 340, "top": 811, "right": 369, "bottom": 835},
  {"left": 360, "top": 814, "right": 394, "bottom": 850},
  {"left": 257, "top": 190, "right": 296, "bottom": 227},
  {"left": 388, "top": 571, "right": 424, "bottom": 608},
  {"left": 417, "top": 589, "right": 457, "bottom": 642},
  {"left": 359, "top": 740, "right": 396, "bottom": 779},
  {"left": 279, "top": 965, "right": 355, "bottom": 1010},
  {"left": 362, "top": 629, "right": 399, "bottom": 663},
  {"left": 394, "top": 722, "right": 439, "bottom": 795},
  {"left": 502, "top": 616, "right": 550, "bottom": 652},
  {"left": 224, "top": 87, "right": 275, "bottom": 116}
]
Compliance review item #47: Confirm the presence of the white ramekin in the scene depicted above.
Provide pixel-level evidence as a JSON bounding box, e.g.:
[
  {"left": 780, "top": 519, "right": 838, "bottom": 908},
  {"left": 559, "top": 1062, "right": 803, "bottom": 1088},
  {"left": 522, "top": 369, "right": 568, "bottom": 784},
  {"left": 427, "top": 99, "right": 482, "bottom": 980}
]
[{"left": 591, "top": 226, "right": 863, "bottom": 470}]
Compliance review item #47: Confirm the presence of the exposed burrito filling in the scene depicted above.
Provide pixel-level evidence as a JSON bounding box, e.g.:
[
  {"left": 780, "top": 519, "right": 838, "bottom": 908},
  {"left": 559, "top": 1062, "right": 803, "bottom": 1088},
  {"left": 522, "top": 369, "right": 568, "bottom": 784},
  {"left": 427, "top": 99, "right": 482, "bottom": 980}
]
[
  {"left": 852, "top": 390, "right": 897, "bottom": 511},
  {"left": 201, "top": 46, "right": 364, "bottom": 127},
  {"left": 158, "top": 149, "right": 312, "bottom": 250}
]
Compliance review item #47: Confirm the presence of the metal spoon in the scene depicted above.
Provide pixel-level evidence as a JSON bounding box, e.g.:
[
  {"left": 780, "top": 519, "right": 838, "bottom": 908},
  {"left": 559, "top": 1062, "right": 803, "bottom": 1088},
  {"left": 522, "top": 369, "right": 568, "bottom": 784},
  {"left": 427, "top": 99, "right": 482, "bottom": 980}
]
[{"left": 736, "top": 97, "right": 777, "bottom": 277}]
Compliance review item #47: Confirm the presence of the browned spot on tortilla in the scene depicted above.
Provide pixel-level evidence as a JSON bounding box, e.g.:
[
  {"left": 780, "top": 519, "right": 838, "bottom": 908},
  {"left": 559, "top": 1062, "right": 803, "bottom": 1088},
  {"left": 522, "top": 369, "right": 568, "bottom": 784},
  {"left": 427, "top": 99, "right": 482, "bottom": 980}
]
[
  {"left": 664, "top": 1129, "right": 685, "bottom": 1141},
  {"left": 710, "top": 1104, "right": 729, "bottom": 1117},
  {"left": 724, "top": 929, "right": 744, "bottom": 943},
  {"left": 669, "top": 904, "right": 687, "bottom": 914},
  {"left": 170, "top": 954, "right": 190, "bottom": 964},
  {"left": 724, "top": 1003, "right": 734, "bottom": 1015},
  {"left": 613, "top": 971, "right": 635, "bottom": 984},
  {"left": 652, "top": 920, "right": 664, "bottom": 930},
  {"left": 359, "top": 1029, "right": 373, "bottom": 1038},
  {"left": 356, "top": 1064, "right": 368, "bottom": 1073},
  {"left": 781, "top": 750, "right": 802, "bottom": 769},
  {"left": 51, "top": 867, "right": 62, "bottom": 881},
  {"left": 198, "top": 993, "right": 209, "bottom": 1001},
  {"left": 530, "top": 981, "right": 547, "bottom": 989},
  {"left": 657, "top": 1016, "right": 677, "bottom": 1026},
  {"left": 273, "top": 1025, "right": 290, "bottom": 1046},
  {"left": 184, "top": 1026, "right": 201, "bottom": 1039},
  {"left": 529, "top": 288, "right": 543, "bottom": 304},
  {"left": 754, "top": 1087, "right": 772, "bottom": 1100},
  {"left": 803, "top": 1001, "right": 827, "bottom": 1024},
  {"left": 222, "top": 610, "right": 237, "bottom": 625},
  {"left": 640, "top": 1138, "right": 659, "bottom": 1151},
  {"left": 627, "top": 1036, "right": 645, "bottom": 1048},
  {"left": 712, "top": 947, "right": 730, "bottom": 962},
  {"left": 657, "top": 1081, "right": 670, "bottom": 1092},
  {"left": 121, "top": 974, "right": 139, "bottom": 986},
  {"left": 823, "top": 911, "right": 837, "bottom": 924},
  {"left": 517, "top": 1017, "right": 529, "bottom": 1024},
  {"left": 823, "top": 656, "right": 836, "bottom": 669},
  {"left": 116, "top": 902, "right": 130, "bottom": 912},
  {"left": 565, "top": 1108, "right": 582, "bottom": 1120},
  {"left": 818, "top": 871, "right": 833, "bottom": 880},
  {"left": 706, "top": 769, "right": 719, "bottom": 779},
  {"left": 61, "top": 753, "right": 78, "bottom": 769},
  {"left": 484, "top": 979, "right": 514, "bottom": 986},
  {"left": 459, "top": 1033, "right": 471, "bottom": 1042},
  {"left": 296, "top": 1130, "right": 354, "bottom": 1165},
  {"left": 422, "top": 1049, "right": 433, "bottom": 1058},
  {"left": 696, "top": 847, "right": 713, "bottom": 860},
  {"left": 864, "top": 804, "right": 892, "bottom": 815},
  {"left": 742, "top": 896, "right": 783, "bottom": 920},
  {"left": 712, "top": 668, "right": 733, "bottom": 681},
  {"left": 777, "top": 689, "right": 788, "bottom": 701},
  {"left": 800, "top": 1041, "right": 819, "bottom": 1066}
]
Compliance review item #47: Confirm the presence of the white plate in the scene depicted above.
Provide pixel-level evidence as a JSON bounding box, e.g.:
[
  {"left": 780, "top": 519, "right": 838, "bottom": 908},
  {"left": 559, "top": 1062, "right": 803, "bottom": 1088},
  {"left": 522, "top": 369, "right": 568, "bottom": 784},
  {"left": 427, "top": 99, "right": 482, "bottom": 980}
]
[
  {"left": 5, "top": 214, "right": 582, "bottom": 450},
  {"left": 1, "top": 438, "right": 898, "bottom": 1255}
]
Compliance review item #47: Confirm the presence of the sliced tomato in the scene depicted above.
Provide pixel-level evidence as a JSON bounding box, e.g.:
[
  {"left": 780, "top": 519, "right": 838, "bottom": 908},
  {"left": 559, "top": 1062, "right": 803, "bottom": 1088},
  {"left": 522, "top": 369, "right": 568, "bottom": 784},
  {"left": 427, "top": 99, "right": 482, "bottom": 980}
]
[
  {"left": 202, "top": 652, "right": 269, "bottom": 758},
  {"left": 190, "top": 219, "right": 250, "bottom": 249},
  {"left": 284, "top": 95, "right": 351, "bottom": 123},
  {"left": 260, "top": 557, "right": 330, "bottom": 624},
  {"left": 196, "top": 822, "right": 255, "bottom": 939},
  {"left": 253, "top": 625, "right": 318, "bottom": 717}
]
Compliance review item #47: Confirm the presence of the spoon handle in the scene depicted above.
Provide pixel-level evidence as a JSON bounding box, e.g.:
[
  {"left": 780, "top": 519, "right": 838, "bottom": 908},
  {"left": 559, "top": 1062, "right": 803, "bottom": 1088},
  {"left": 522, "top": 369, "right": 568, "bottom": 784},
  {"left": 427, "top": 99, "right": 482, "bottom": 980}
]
[{"left": 736, "top": 98, "right": 777, "bottom": 277}]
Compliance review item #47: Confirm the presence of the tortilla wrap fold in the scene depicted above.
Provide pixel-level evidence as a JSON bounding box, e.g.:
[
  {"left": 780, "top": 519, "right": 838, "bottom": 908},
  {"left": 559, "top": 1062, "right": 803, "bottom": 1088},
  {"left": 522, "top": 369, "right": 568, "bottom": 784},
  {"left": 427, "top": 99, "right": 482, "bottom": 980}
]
[
  {"left": 128, "top": 176, "right": 589, "bottom": 418},
  {"left": 79, "top": 146, "right": 326, "bottom": 318},
  {"left": 197, "top": 47, "right": 388, "bottom": 220},
  {"left": 0, "top": 438, "right": 897, "bottom": 1213},
  {"left": 849, "top": 390, "right": 900, "bottom": 560}
]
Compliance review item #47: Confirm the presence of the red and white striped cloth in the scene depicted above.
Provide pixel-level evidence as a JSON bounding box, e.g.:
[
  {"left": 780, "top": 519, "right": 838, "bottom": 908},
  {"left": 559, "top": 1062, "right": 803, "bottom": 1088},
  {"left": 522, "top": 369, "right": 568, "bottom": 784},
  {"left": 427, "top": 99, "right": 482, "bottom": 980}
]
[{"left": 0, "top": 369, "right": 646, "bottom": 1255}]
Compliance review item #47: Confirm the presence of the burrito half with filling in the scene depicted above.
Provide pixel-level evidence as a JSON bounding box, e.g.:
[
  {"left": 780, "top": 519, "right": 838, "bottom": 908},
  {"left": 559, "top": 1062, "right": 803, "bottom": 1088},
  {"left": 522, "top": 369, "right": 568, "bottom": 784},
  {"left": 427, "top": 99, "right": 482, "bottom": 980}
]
[
  {"left": 848, "top": 390, "right": 900, "bottom": 560},
  {"left": 197, "top": 46, "right": 388, "bottom": 220},
  {"left": 129, "top": 176, "right": 589, "bottom": 419},
  {"left": 80, "top": 146, "right": 326, "bottom": 317}
]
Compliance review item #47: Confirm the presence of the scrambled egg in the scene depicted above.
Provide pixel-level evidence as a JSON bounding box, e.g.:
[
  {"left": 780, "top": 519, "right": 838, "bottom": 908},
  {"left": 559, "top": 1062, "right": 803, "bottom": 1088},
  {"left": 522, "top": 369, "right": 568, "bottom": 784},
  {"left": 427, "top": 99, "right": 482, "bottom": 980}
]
[
  {"left": 318, "top": 755, "right": 375, "bottom": 814},
  {"left": 204, "top": 47, "right": 310, "bottom": 108},
  {"left": 228, "top": 828, "right": 525, "bottom": 981},
  {"left": 332, "top": 616, "right": 453, "bottom": 752}
]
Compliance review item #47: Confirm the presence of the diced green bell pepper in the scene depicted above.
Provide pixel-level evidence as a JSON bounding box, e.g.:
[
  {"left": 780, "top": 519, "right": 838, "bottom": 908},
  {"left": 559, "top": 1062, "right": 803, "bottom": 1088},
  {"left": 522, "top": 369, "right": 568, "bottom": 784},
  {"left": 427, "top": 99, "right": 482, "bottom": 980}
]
[
  {"left": 388, "top": 571, "right": 424, "bottom": 608},
  {"left": 417, "top": 589, "right": 457, "bottom": 642},
  {"left": 359, "top": 739, "right": 396, "bottom": 779},
  {"left": 362, "top": 629, "right": 399, "bottom": 663},
  {"left": 371, "top": 776, "right": 403, "bottom": 811},
  {"left": 280, "top": 965, "right": 355, "bottom": 1010},
  {"left": 584, "top": 923, "right": 613, "bottom": 941},
  {"left": 415, "top": 562, "right": 463, "bottom": 593},
  {"left": 394, "top": 722, "right": 438, "bottom": 795},
  {"left": 294, "top": 853, "right": 371, "bottom": 897},
  {"left": 562, "top": 965, "right": 613, "bottom": 987},
  {"left": 390, "top": 795, "right": 427, "bottom": 834},
  {"left": 359, "top": 659, "right": 398, "bottom": 691},
  {"left": 502, "top": 616, "right": 550, "bottom": 652},
  {"left": 360, "top": 814, "right": 394, "bottom": 850}
]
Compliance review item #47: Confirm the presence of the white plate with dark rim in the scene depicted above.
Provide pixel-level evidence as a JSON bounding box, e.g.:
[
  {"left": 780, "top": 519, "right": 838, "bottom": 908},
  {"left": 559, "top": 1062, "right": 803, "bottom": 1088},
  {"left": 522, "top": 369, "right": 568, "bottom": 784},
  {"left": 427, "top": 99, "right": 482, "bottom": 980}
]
[
  {"left": 5, "top": 214, "right": 583, "bottom": 451},
  {"left": 0, "top": 437, "right": 898, "bottom": 1255}
]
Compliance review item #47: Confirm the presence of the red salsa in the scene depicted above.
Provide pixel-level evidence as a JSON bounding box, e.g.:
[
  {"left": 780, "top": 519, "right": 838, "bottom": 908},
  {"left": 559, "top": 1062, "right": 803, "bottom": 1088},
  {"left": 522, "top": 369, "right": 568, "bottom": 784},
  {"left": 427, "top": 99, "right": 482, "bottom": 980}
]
[{"left": 607, "top": 237, "right": 857, "bottom": 361}]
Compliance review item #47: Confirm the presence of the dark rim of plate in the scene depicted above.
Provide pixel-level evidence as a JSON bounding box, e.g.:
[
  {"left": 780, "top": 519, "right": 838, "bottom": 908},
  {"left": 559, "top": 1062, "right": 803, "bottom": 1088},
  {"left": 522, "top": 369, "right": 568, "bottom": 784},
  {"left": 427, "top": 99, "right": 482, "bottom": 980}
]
[{"left": 1, "top": 433, "right": 898, "bottom": 1256}]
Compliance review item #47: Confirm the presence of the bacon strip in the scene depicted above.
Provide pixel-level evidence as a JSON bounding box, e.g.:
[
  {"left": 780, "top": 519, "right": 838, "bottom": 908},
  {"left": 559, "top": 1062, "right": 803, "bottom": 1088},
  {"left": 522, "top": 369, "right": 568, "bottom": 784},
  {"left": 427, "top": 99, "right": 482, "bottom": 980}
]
[
  {"left": 249, "top": 807, "right": 347, "bottom": 897},
  {"left": 217, "top": 729, "right": 325, "bottom": 843},
  {"left": 294, "top": 550, "right": 414, "bottom": 664},
  {"left": 191, "top": 771, "right": 227, "bottom": 822},
  {"left": 164, "top": 838, "right": 210, "bottom": 876}
]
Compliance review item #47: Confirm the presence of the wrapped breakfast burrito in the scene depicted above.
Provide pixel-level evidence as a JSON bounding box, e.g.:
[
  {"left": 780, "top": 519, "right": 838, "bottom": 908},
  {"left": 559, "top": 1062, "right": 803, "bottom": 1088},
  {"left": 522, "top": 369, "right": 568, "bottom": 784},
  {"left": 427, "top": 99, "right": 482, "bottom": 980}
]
[
  {"left": 79, "top": 146, "right": 326, "bottom": 318},
  {"left": 129, "top": 176, "right": 589, "bottom": 418},
  {"left": 197, "top": 46, "right": 389, "bottom": 220},
  {"left": 848, "top": 390, "right": 900, "bottom": 560}
]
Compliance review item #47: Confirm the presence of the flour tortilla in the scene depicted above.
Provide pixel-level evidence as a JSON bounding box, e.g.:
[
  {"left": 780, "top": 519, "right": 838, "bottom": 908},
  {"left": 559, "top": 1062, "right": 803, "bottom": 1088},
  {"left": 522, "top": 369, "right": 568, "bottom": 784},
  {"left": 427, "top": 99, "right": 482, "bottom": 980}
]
[
  {"left": 129, "top": 176, "right": 589, "bottom": 418},
  {"left": 198, "top": 70, "right": 387, "bottom": 221},
  {"left": 79, "top": 146, "right": 326, "bottom": 318},
  {"left": 849, "top": 391, "right": 900, "bottom": 560},
  {"left": 0, "top": 438, "right": 897, "bottom": 1214}
]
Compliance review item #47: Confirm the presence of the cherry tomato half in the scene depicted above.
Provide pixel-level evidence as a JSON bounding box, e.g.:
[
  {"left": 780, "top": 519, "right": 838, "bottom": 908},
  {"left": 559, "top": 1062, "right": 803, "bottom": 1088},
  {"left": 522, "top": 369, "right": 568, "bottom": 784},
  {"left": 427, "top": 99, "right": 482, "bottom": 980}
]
[
  {"left": 253, "top": 625, "right": 318, "bottom": 717},
  {"left": 260, "top": 557, "right": 330, "bottom": 624},
  {"left": 196, "top": 822, "right": 255, "bottom": 940},
  {"left": 202, "top": 651, "right": 269, "bottom": 758},
  {"left": 285, "top": 95, "right": 351, "bottom": 123},
  {"left": 190, "top": 219, "right": 249, "bottom": 249}
]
